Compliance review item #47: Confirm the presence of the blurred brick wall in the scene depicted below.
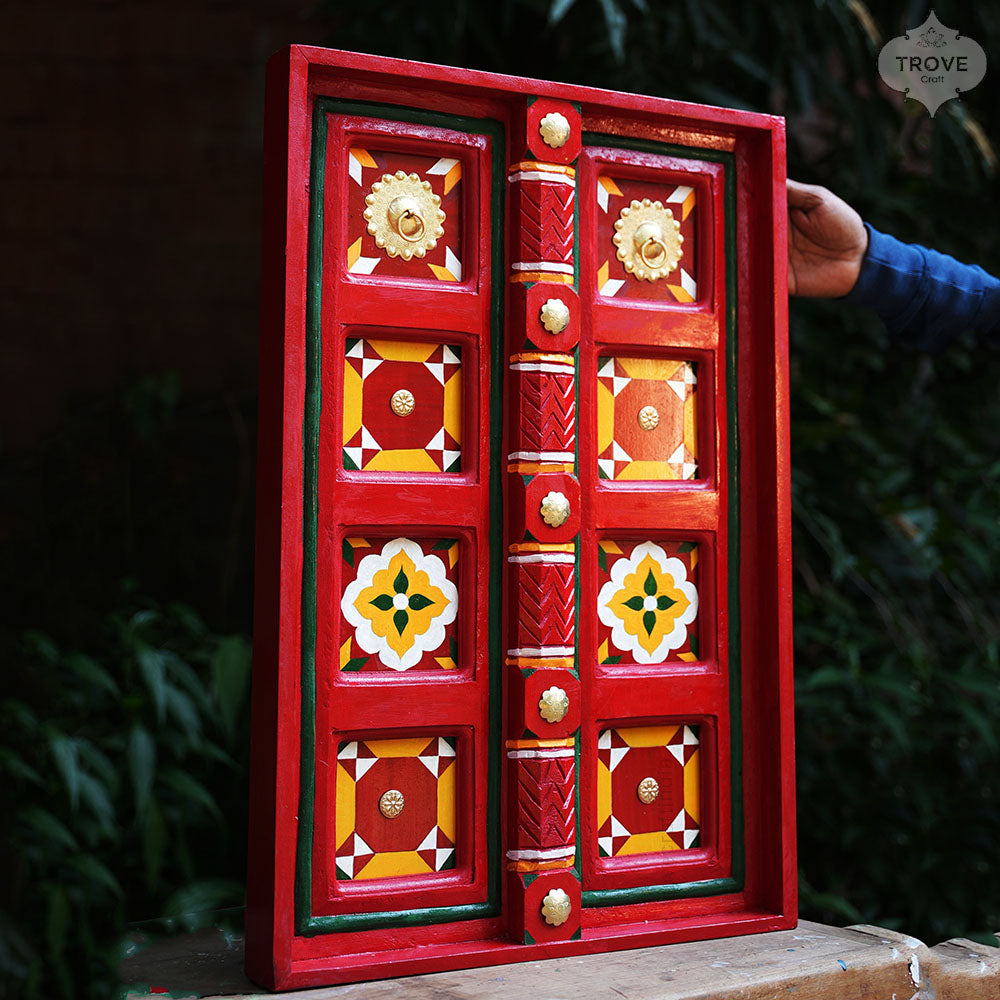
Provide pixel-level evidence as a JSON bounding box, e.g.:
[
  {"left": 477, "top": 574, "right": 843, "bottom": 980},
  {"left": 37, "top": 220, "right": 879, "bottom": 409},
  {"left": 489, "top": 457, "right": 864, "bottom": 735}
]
[{"left": 0, "top": 0, "right": 326, "bottom": 451}]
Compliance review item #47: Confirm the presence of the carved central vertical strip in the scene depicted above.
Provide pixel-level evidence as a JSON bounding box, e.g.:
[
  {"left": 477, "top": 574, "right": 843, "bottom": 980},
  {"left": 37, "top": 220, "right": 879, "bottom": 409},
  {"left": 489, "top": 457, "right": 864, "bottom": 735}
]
[
  {"left": 504, "top": 128, "right": 582, "bottom": 942},
  {"left": 508, "top": 161, "right": 576, "bottom": 285}
]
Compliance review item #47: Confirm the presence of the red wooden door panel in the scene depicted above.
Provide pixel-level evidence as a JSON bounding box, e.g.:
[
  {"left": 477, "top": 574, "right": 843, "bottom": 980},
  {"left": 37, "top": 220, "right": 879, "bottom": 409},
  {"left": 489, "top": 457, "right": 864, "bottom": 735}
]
[
  {"left": 307, "top": 110, "right": 500, "bottom": 925},
  {"left": 577, "top": 147, "right": 734, "bottom": 901},
  {"left": 248, "top": 46, "right": 795, "bottom": 990}
]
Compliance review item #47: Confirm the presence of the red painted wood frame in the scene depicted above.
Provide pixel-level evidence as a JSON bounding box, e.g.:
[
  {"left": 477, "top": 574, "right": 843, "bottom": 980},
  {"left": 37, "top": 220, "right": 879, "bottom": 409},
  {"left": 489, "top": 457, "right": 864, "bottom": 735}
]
[
  {"left": 248, "top": 45, "right": 795, "bottom": 990},
  {"left": 309, "top": 113, "right": 495, "bottom": 920}
]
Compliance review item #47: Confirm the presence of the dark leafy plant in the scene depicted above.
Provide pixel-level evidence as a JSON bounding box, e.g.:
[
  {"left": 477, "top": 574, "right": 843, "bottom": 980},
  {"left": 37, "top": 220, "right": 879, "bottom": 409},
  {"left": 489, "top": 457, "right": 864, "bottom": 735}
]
[{"left": 0, "top": 597, "right": 251, "bottom": 999}]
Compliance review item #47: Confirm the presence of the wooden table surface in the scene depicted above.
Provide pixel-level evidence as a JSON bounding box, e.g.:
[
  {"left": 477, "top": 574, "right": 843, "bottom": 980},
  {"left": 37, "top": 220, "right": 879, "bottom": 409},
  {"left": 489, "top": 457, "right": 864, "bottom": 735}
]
[{"left": 120, "top": 920, "right": 1000, "bottom": 999}]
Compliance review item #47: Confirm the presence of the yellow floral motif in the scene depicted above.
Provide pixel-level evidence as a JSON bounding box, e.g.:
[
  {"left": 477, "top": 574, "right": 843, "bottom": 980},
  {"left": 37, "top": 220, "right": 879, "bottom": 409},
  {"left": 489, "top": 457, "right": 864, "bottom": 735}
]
[
  {"left": 598, "top": 542, "right": 698, "bottom": 664},
  {"left": 342, "top": 538, "right": 457, "bottom": 670}
]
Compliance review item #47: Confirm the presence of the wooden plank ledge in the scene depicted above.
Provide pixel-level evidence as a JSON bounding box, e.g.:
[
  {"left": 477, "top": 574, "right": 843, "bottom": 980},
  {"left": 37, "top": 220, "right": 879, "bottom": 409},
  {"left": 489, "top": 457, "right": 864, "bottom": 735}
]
[{"left": 120, "top": 920, "right": 1000, "bottom": 999}]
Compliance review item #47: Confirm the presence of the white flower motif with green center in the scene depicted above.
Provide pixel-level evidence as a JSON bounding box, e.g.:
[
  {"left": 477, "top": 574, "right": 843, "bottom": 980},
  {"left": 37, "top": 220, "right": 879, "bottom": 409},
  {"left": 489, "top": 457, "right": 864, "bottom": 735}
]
[
  {"left": 341, "top": 538, "right": 457, "bottom": 670},
  {"left": 597, "top": 541, "right": 697, "bottom": 663}
]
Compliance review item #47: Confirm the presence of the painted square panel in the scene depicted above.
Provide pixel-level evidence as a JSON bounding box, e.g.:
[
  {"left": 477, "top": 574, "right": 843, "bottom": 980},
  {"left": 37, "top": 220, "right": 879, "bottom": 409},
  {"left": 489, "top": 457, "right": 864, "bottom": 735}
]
[
  {"left": 597, "top": 540, "right": 699, "bottom": 664},
  {"left": 597, "top": 725, "right": 700, "bottom": 858},
  {"left": 340, "top": 536, "right": 460, "bottom": 672},
  {"left": 597, "top": 356, "right": 697, "bottom": 481},
  {"left": 347, "top": 146, "right": 464, "bottom": 281},
  {"left": 335, "top": 736, "right": 457, "bottom": 880},
  {"left": 595, "top": 173, "right": 697, "bottom": 302},
  {"left": 343, "top": 338, "right": 462, "bottom": 473}
]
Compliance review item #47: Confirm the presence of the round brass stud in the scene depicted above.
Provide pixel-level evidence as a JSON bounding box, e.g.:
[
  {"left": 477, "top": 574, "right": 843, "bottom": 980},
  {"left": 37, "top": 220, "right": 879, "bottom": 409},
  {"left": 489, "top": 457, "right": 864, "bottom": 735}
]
[
  {"left": 637, "top": 777, "right": 660, "bottom": 804},
  {"left": 613, "top": 199, "right": 683, "bottom": 282},
  {"left": 540, "top": 491, "right": 570, "bottom": 528},
  {"left": 540, "top": 298, "right": 570, "bottom": 334},
  {"left": 538, "top": 686, "right": 569, "bottom": 724},
  {"left": 538, "top": 112, "right": 571, "bottom": 149},
  {"left": 541, "top": 887, "right": 572, "bottom": 926},
  {"left": 390, "top": 389, "right": 415, "bottom": 417},
  {"left": 379, "top": 789, "right": 405, "bottom": 818},
  {"left": 637, "top": 405, "right": 659, "bottom": 431}
]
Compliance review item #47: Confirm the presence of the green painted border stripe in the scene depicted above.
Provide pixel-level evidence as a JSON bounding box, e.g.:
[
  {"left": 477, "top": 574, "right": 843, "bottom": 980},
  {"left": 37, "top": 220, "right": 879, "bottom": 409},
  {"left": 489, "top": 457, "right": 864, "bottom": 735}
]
[
  {"left": 296, "top": 97, "right": 506, "bottom": 936},
  {"left": 579, "top": 132, "right": 744, "bottom": 908},
  {"left": 293, "top": 99, "right": 327, "bottom": 930}
]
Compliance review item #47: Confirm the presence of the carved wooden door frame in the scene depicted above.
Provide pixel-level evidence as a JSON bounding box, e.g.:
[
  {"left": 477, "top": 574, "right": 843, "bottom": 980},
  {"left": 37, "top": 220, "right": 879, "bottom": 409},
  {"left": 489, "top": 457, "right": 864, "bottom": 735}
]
[{"left": 248, "top": 45, "right": 795, "bottom": 990}]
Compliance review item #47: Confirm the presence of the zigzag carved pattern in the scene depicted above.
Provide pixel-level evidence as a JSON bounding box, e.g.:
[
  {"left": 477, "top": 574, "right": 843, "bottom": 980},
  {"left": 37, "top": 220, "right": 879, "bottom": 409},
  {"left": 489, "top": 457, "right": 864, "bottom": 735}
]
[
  {"left": 514, "top": 757, "right": 576, "bottom": 849},
  {"left": 515, "top": 183, "right": 574, "bottom": 265},
  {"left": 517, "top": 370, "right": 576, "bottom": 454},
  {"left": 514, "top": 561, "right": 575, "bottom": 649}
]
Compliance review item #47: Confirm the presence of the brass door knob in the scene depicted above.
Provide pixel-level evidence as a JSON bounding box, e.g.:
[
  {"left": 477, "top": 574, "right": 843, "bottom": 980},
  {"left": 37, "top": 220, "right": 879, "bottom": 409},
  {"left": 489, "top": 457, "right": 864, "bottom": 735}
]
[
  {"left": 379, "top": 789, "right": 405, "bottom": 818},
  {"left": 540, "top": 298, "right": 570, "bottom": 334},
  {"left": 364, "top": 171, "right": 445, "bottom": 261},
  {"left": 637, "top": 777, "right": 659, "bottom": 804},
  {"left": 540, "top": 491, "right": 570, "bottom": 527},
  {"left": 387, "top": 196, "right": 425, "bottom": 242},
  {"left": 538, "top": 686, "right": 569, "bottom": 723},
  {"left": 613, "top": 199, "right": 683, "bottom": 281},
  {"left": 539, "top": 111, "right": 571, "bottom": 149},
  {"left": 541, "top": 888, "right": 571, "bottom": 926},
  {"left": 633, "top": 221, "right": 668, "bottom": 268}
]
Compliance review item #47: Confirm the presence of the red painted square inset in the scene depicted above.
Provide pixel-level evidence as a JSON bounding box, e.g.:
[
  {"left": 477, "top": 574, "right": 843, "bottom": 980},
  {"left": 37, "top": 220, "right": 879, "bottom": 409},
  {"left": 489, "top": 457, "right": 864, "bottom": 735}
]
[
  {"left": 335, "top": 736, "right": 457, "bottom": 880},
  {"left": 339, "top": 536, "right": 460, "bottom": 672},
  {"left": 343, "top": 338, "right": 462, "bottom": 474},
  {"left": 347, "top": 147, "right": 464, "bottom": 282},
  {"left": 597, "top": 356, "right": 697, "bottom": 482},
  {"left": 596, "top": 540, "right": 700, "bottom": 664},
  {"left": 597, "top": 725, "right": 700, "bottom": 859},
  {"left": 595, "top": 174, "right": 698, "bottom": 303}
]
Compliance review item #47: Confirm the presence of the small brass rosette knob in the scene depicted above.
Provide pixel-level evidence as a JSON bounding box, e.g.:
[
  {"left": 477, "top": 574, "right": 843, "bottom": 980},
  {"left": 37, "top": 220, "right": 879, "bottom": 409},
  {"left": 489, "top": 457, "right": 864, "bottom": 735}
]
[
  {"left": 540, "top": 491, "right": 570, "bottom": 528},
  {"left": 540, "top": 298, "right": 570, "bottom": 334},
  {"left": 538, "top": 111, "right": 571, "bottom": 149},
  {"left": 541, "top": 887, "right": 572, "bottom": 926},
  {"left": 390, "top": 389, "right": 415, "bottom": 417},
  {"left": 637, "top": 404, "right": 659, "bottom": 431},
  {"left": 538, "top": 686, "right": 569, "bottom": 724},
  {"left": 637, "top": 777, "right": 660, "bottom": 804},
  {"left": 379, "top": 789, "right": 405, "bottom": 818},
  {"left": 613, "top": 198, "right": 683, "bottom": 282},
  {"left": 364, "top": 171, "right": 445, "bottom": 261}
]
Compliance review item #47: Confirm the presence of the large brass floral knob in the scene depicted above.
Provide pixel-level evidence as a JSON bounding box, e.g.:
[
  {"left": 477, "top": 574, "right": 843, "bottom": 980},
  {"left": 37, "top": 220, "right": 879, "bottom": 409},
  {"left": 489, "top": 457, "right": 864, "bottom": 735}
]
[
  {"left": 541, "top": 888, "right": 571, "bottom": 926},
  {"left": 540, "top": 491, "right": 570, "bottom": 528},
  {"left": 538, "top": 686, "right": 569, "bottom": 724},
  {"left": 613, "top": 198, "right": 683, "bottom": 281},
  {"left": 540, "top": 298, "right": 570, "bottom": 334},
  {"left": 539, "top": 112, "right": 571, "bottom": 149},
  {"left": 364, "top": 171, "right": 445, "bottom": 261}
]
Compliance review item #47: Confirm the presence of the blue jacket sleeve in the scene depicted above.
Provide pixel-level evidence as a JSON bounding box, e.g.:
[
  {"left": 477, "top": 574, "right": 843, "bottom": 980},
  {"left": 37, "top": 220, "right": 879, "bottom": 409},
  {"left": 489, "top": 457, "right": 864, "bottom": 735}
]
[{"left": 843, "top": 224, "right": 1000, "bottom": 352}]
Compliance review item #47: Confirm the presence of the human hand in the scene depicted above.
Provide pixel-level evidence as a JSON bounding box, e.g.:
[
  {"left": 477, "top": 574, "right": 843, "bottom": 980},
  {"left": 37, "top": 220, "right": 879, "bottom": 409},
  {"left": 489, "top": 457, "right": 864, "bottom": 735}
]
[{"left": 787, "top": 179, "right": 868, "bottom": 297}]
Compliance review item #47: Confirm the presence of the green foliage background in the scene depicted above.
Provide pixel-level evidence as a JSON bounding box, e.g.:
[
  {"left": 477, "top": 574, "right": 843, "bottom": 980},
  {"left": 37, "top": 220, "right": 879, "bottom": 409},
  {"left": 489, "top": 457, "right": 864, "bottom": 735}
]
[{"left": 3, "top": 1, "right": 999, "bottom": 996}]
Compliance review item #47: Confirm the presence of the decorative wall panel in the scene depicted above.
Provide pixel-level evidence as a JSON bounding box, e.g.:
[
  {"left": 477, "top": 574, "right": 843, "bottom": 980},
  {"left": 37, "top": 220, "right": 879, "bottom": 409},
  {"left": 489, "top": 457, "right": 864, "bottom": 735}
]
[
  {"left": 343, "top": 338, "right": 462, "bottom": 473},
  {"left": 347, "top": 147, "right": 464, "bottom": 281},
  {"left": 597, "top": 725, "right": 700, "bottom": 858},
  {"left": 596, "top": 540, "right": 700, "bottom": 664},
  {"left": 249, "top": 47, "right": 795, "bottom": 990},
  {"left": 597, "top": 357, "right": 698, "bottom": 481},
  {"left": 335, "top": 736, "right": 457, "bottom": 879}
]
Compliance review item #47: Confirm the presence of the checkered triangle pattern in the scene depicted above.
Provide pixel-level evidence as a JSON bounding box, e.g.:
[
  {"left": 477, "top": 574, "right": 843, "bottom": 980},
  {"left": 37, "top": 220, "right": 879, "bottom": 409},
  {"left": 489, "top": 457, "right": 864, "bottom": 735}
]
[
  {"left": 596, "top": 725, "right": 701, "bottom": 858},
  {"left": 596, "top": 357, "right": 698, "bottom": 482},
  {"left": 343, "top": 339, "right": 462, "bottom": 473},
  {"left": 335, "top": 736, "right": 457, "bottom": 882}
]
